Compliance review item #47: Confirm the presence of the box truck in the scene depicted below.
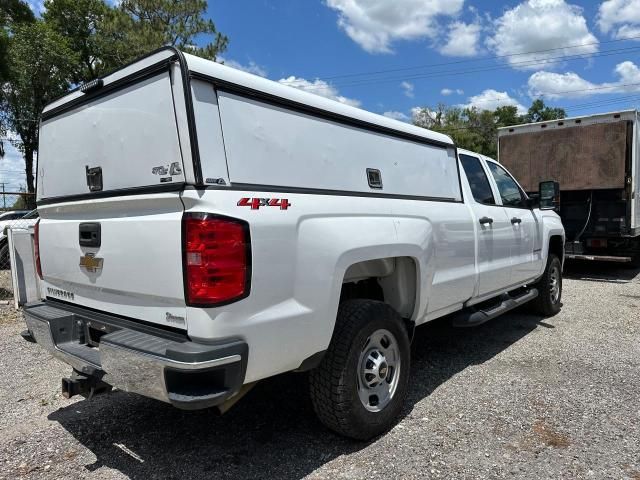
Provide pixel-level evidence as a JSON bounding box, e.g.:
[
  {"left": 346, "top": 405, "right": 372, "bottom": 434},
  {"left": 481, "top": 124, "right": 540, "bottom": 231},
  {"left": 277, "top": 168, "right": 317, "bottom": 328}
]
[{"left": 498, "top": 110, "right": 640, "bottom": 265}]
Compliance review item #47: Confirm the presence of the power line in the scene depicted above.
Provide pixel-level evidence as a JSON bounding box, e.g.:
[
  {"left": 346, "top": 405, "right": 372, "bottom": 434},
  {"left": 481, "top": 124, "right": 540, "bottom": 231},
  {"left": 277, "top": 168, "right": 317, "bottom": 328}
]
[
  {"left": 281, "top": 33, "right": 640, "bottom": 87},
  {"left": 288, "top": 45, "right": 640, "bottom": 92}
]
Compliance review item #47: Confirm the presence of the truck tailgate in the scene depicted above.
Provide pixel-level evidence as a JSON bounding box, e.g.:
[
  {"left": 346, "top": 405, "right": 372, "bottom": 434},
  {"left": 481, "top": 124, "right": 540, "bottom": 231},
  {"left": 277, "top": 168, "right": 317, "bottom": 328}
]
[{"left": 38, "top": 195, "right": 187, "bottom": 329}]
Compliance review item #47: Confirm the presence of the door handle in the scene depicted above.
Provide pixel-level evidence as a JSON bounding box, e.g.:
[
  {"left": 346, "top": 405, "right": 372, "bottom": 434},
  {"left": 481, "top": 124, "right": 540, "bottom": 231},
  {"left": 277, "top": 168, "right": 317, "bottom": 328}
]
[
  {"left": 511, "top": 217, "right": 522, "bottom": 225},
  {"left": 479, "top": 216, "right": 494, "bottom": 225}
]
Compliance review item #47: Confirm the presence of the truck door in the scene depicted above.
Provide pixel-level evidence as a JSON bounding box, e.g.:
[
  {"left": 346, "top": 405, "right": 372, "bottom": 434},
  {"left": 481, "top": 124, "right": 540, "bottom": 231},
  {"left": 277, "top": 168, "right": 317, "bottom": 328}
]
[
  {"left": 485, "top": 161, "right": 541, "bottom": 284},
  {"left": 459, "top": 154, "right": 513, "bottom": 296}
]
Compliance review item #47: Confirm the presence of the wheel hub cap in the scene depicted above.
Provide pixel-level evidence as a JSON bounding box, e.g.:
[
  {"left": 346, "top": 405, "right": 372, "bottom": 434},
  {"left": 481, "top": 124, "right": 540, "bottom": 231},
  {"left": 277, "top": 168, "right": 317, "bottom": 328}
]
[
  {"left": 550, "top": 266, "right": 561, "bottom": 304},
  {"left": 357, "top": 329, "right": 401, "bottom": 412}
]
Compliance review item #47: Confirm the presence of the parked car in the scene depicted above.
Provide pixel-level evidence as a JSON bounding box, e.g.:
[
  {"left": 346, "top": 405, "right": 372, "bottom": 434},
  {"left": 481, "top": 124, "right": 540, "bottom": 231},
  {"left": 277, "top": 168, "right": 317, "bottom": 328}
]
[
  {"left": 22, "top": 47, "right": 565, "bottom": 440},
  {"left": 0, "top": 209, "right": 38, "bottom": 267},
  {"left": 0, "top": 210, "right": 31, "bottom": 221}
]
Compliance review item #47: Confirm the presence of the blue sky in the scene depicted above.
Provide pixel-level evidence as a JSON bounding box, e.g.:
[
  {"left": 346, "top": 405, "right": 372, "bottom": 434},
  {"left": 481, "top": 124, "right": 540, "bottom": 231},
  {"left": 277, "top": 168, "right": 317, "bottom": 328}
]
[
  {"left": 4, "top": 0, "right": 640, "bottom": 190},
  {"left": 212, "top": 0, "right": 640, "bottom": 119}
]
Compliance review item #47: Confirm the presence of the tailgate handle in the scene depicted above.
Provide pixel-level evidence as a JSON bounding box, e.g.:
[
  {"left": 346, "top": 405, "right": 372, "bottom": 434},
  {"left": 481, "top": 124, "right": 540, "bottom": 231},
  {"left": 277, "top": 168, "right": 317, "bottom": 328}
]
[{"left": 79, "top": 223, "right": 101, "bottom": 247}]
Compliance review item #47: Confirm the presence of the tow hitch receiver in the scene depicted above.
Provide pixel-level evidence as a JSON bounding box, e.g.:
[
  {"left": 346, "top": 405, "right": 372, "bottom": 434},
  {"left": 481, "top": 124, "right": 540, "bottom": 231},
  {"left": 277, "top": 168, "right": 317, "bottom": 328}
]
[{"left": 62, "top": 370, "right": 112, "bottom": 400}]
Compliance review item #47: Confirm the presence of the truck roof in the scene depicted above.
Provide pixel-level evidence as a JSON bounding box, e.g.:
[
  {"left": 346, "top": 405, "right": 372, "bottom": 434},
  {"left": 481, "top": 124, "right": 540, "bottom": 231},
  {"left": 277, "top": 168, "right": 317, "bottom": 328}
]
[
  {"left": 497, "top": 109, "right": 638, "bottom": 136},
  {"left": 42, "top": 47, "right": 454, "bottom": 148}
]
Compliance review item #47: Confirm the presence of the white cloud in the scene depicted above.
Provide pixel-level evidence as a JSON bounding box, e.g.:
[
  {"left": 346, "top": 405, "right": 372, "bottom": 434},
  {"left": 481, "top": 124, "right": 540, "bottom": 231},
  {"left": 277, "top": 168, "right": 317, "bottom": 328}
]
[
  {"left": 441, "top": 88, "right": 464, "bottom": 96},
  {"left": 528, "top": 60, "right": 640, "bottom": 98},
  {"left": 217, "top": 58, "right": 267, "bottom": 77},
  {"left": 597, "top": 0, "right": 640, "bottom": 40},
  {"left": 325, "top": 0, "right": 465, "bottom": 53},
  {"left": 487, "top": 0, "right": 598, "bottom": 70},
  {"left": 278, "top": 76, "right": 361, "bottom": 107},
  {"left": 400, "top": 81, "right": 415, "bottom": 98},
  {"left": 463, "top": 89, "right": 527, "bottom": 113},
  {"left": 383, "top": 111, "right": 410, "bottom": 121},
  {"left": 527, "top": 71, "right": 596, "bottom": 98},
  {"left": 0, "top": 133, "right": 30, "bottom": 192},
  {"left": 440, "top": 21, "right": 482, "bottom": 57}
]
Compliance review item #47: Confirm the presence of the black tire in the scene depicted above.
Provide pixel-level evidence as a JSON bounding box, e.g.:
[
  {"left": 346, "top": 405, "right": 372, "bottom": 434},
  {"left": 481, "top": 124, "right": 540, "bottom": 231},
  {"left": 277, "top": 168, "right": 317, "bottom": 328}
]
[
  {"left": 0, "top": 242, "right": 9, "bottom": 270},
  {"left": 309, "top": 299, "right": 411, "bottom": 441},
  {"left": 531, "top": 254, "right": 563, "bottom": 317}
]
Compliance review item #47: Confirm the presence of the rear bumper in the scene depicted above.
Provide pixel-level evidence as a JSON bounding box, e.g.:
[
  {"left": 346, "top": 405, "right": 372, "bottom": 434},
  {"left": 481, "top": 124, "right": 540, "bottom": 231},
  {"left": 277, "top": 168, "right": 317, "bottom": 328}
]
[{"left": 23, "top": 301, "right": 248, "bottom": 410}]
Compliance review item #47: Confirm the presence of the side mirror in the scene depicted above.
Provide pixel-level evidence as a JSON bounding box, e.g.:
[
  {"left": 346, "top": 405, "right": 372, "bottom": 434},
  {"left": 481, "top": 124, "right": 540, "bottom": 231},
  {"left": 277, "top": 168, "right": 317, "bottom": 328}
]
[
  {"left": 524, "top": 194, "right": 539, "bottom": 209},
  {"left": 539, "top": 181, "right": 560, "bottom": 211}
]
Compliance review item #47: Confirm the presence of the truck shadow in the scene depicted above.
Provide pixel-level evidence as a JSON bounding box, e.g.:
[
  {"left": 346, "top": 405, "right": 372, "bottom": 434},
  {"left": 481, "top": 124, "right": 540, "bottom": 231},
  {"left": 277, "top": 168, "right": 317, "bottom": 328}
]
[
  {"left": 563, "top": 260, "right": 640, "bottom": 283},
  {"left": 48, "top": 312, "right": 547, "bottom": 480}
]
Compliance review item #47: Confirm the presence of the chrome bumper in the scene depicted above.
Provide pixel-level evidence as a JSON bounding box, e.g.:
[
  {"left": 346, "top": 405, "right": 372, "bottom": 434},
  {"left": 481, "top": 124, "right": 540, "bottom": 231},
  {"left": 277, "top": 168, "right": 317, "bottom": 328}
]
[{"left": 23, "top": 302, "right": 247, "bottom": 410}]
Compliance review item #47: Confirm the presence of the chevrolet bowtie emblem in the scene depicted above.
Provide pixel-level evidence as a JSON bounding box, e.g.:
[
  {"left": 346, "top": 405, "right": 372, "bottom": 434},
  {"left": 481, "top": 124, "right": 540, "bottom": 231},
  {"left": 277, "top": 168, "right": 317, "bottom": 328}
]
[{"left": 79, "top": 253, "right": 103, "bottom": 272}]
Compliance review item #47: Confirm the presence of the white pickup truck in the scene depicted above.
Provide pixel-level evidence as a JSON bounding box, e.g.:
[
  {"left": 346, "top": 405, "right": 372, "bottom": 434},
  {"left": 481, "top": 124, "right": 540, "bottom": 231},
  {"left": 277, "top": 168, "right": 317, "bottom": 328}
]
[{"left": 23, "top": 47, "right": 565, "bottom": 440}]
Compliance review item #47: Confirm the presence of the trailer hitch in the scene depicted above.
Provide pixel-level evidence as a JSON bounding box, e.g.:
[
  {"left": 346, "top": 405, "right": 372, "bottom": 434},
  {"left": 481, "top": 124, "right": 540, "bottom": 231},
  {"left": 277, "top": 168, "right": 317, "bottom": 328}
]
[{"left": 62, "top": 370, "right": 112, "bottom": 400}]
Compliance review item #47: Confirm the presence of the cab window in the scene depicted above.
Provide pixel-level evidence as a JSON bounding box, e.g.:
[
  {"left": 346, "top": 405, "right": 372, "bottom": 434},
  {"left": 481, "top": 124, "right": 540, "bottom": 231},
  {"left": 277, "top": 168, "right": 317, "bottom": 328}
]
[
  {"left": 459, "top": 154, "right": 496, "bottom": 205},
  {"left": 486, "top": 162, "right": 525, "bottom": 208}
]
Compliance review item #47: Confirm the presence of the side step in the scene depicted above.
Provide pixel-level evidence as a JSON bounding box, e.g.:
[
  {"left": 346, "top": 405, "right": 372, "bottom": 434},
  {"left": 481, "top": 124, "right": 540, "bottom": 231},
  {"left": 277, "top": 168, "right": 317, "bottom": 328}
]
[
  {"left": 566, "top": 254, "right": 632, "bottom": 263},
  {"left": 452, "top": 288, "right": 538, "bottom": 328}
]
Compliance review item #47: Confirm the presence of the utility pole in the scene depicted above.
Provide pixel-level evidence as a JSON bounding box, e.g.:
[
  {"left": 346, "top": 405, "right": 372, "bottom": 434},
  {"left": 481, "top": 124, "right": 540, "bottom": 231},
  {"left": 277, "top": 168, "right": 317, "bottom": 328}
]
[{"left": 1, "top": 183, "right": 5, "bottom": 210}]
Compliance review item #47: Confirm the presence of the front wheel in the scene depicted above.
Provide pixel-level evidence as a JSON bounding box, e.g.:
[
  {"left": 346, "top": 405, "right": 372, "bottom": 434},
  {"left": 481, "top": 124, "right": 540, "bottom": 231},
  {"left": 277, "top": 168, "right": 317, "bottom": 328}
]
[
  {"left": 309, "top": 299, "right": 411, "bottom": 440},
  {"left": 531, "top": 254, "right": 563, "bottom": 317}
]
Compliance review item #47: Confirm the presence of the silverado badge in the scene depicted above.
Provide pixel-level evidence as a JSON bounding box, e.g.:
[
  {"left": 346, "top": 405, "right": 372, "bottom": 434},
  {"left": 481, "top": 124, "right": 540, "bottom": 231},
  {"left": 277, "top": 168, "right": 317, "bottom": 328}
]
[{"left": 79, "top": 253, "right": 103, "bottom": 272}]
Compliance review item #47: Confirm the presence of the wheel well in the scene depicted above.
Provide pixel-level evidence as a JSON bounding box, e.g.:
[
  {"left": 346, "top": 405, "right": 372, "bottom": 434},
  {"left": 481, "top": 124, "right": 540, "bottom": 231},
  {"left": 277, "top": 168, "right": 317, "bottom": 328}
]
[
  {"left": 341, "top": 257, "right": 417, "bottom": 321},
  {"left": 549, "top": 235, "right": 564, "bottom": 264}
]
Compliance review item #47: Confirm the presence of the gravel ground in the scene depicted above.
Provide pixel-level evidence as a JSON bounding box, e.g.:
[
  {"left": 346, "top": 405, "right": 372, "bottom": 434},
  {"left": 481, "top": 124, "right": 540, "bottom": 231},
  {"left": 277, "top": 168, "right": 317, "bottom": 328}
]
[
  {"left": 0, "top": 270, "right": 15, "bottom": 300},
  {"left": 0, "top": 262, "right": 638, "bottom": 480}
]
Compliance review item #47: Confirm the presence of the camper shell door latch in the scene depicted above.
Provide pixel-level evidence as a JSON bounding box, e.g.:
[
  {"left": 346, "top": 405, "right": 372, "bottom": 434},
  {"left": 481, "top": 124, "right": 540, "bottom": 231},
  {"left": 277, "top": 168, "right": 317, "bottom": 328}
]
[{"left": 86, "top": 166, "right": 103, "bottom": 192}]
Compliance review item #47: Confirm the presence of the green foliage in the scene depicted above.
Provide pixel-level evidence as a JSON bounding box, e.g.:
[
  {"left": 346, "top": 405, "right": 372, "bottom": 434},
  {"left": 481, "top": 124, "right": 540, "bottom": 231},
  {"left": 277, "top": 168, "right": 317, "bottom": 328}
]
[
  {"left": 43, "top": 0, "right": 110, "bottom": 83},
  {"left": 43, "top": 0, "right": 228, "bottom": 83},
  {"left": 413, "top": 100, "right": 566, "bottom": 158},
  {"left": 1, "top": 0, "right": 227, "bottom": 191},
  {"left": 0, "top": 0, "right": 34, "bottom": 151},
  {"left": 117, "top": 0, "right": 228, "bottom": 61},
  {"left": 2, "top": 20, "right": 77, "bottom": 192},
  {"left": 0, "top": 0, "right": 35, "bottom": 26},
  {"left": 524, "top": 99, "right": 567, "bottom": 123}
]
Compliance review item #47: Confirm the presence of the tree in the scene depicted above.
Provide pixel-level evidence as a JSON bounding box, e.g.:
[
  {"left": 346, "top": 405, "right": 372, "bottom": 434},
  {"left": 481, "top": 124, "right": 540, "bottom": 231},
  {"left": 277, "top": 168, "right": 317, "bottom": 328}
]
[
  {"left": 0, "top": 0, "right": 34, "bottom": 83},
  {"left": 494, "top": 105, "right": 521, "bottom": 127},
  {"left": 524, "top": 99, "right": 566, "bottom": 123},
  {"left": 412, "top": 99, "right": 565, "bottom": 157},
  {"left": 2, "top": 21, "right": 76, "bottom": 193},
  {"left": 3, "top": 0, "right": 228, "bottom": 195},
  {"left": 0, "top": 0, "right": 34, "bottom": 157},
  {"left": 43, "top": 0, "right": 110, "bottom": 83},
  {"left": 43, "top": 0, "right": 228, "bottom": 83},
  {"left": 117, "top": 0, "right": 227, "bottom": 60},
  {"left": 413, "top": 105, "right": 500, "bottom": 157}
]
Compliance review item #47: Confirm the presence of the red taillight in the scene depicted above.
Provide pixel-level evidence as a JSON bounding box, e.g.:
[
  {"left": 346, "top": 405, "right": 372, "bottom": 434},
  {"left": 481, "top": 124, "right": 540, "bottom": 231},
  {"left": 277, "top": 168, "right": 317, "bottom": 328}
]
[
  {"left": 34, "top": 219, "right": 43, "bottom": 279},
  {"left": 183, "top": 214, "right": 250, "bottom": 306}
]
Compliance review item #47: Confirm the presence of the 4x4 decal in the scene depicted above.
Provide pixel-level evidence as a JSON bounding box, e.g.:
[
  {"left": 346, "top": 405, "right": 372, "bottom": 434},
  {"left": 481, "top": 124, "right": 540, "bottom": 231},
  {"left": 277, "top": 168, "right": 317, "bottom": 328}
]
[{"left": 237, "top": 197, "right": 292, "bottom": 210}]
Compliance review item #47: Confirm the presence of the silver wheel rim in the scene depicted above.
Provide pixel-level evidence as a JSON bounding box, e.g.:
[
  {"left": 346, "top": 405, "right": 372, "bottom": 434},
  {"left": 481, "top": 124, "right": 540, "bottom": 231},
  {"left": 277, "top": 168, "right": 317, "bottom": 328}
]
[
  {"left": 549, "top": 265, "right": 561, "bottom": 304},
  {"left": 357, "top": 329, "right": 401, "bottom": 412}
]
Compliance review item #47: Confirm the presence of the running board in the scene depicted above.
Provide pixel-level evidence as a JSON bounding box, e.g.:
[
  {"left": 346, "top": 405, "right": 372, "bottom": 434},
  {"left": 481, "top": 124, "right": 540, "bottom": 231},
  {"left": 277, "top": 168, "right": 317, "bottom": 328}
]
[
  {"left": 451, "top": 289, "right": 538, "bottom": 328},
  {"left": 567, "top": 254, "right": 632, "bottom": 263}
]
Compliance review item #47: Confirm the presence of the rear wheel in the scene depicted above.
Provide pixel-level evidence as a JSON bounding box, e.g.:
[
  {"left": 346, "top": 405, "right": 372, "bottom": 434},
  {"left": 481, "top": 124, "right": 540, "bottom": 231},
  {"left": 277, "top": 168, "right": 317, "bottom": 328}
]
[
  {"left": 0, "top": 242, "right": 9, "bottom": 270},
  {"left": 309, "top": 299, "right": 410, "bottom": 440},
  {"left": 531, "top": 254, "right": 563, "bottom": 317}
]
